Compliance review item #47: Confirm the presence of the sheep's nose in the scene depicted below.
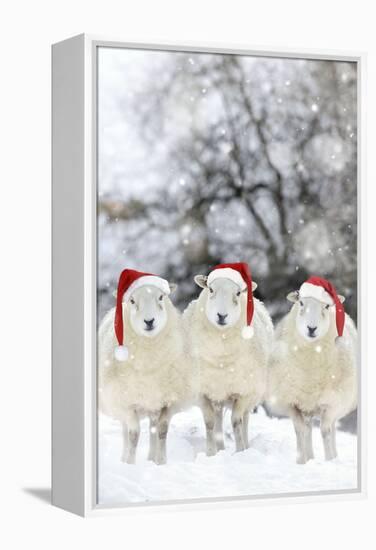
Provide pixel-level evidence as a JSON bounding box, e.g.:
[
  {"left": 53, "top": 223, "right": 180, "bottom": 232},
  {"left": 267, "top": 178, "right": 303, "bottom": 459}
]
[
  {"left": 307, "top": 325, "right": 317, "bottom": 337},
  {"left": 217, "top": 313, "right": 228, "bottom": 325},
  {"left": 144, "top": 318, "right": 155, "bottom": 330}
]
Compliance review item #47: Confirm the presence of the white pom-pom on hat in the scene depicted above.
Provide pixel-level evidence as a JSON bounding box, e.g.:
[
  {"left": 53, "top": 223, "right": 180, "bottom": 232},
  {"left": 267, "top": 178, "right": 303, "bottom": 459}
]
[
  {"left": 242, "top": 325, "right": 254, "bottom": 339},
  {"left": 114, "top": 345, "right": 129, "bottom": 362},
  {"left": 335, "top": 336, "right": 348, "bottom": 349}
]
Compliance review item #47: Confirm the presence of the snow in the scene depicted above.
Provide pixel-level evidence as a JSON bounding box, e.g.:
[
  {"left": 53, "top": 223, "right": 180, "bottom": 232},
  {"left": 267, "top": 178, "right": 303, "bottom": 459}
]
[{"left": 98, "top": 407, "right": 357, "bottom": 506}]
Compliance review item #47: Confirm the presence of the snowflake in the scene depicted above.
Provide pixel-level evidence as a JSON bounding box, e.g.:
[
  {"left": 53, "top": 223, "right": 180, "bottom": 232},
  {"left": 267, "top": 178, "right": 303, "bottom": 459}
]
[{"left": 311, "top": 103, "right": 319, "bottom": 112}]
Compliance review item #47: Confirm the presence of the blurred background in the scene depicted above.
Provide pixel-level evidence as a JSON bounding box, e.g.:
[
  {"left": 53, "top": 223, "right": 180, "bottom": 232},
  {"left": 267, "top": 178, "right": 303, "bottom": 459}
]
[{"left": 97, "top": 47, "right": 357, "bottom": 326}]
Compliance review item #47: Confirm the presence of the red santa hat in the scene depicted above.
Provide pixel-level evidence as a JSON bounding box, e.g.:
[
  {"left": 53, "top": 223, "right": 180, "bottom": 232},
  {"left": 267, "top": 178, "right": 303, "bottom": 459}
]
[
  {"left": 207, "top": 262, "right": 255, "bottom": 339},
  {"left": 113, "top": 269, "right": 171, "bottom": 361},
  {"left": 299, "top": 276, "right": 345, "bottom": 339}
]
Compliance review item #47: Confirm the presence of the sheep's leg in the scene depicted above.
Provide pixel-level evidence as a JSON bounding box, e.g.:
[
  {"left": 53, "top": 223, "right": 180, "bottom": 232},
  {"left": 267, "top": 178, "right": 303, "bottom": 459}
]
[
  {"left": 303, "top": 414, "right": 314, "bottom": 460},
  {"left": 123, "top": 409, "right": 140, "bottom": 464},
  {"left": 213, "top": 402, "right": 224, "bottom": 451},
  {"left": 320, "top": 410, "right": 337, "bottom": 460},
  {"left": 290, "top": 406, "right": 309, "bottom": 464},
  {"left": 148, "top": 413, "right": 158, "bottom": 462},
  {"left": 155, "top": 406, "right": 172, "bottom": 465},
  {"left": 121, "top": 422, "right": 129, "bottom": 463},
  {"left": 232, "top": 398, "right": 248, "bottom": 452},
  {"left": 331, "top": 424, "right": 338, "bottom": 458},
  {"left": 242, "top": 411, "right": 250, "bottom": 449},
  {"left": 201, "top": 396, "right": 217, "bottom": 456}
]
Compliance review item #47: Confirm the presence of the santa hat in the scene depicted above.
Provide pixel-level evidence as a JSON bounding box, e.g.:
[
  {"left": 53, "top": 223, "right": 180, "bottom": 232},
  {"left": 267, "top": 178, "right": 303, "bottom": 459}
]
[
  {"left": 114, "top": 269, "right": 171, "bottom": 361},
  {"left": 207, "top": 262, "right": 255, "bottom": 339},
  {"left": 299, "top": 276, "right": 345, "bottom": 340}
]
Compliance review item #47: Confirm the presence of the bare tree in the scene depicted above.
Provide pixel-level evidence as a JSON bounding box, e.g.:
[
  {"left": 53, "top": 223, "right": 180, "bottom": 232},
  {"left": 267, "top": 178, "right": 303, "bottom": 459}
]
[{"left": 98, "top": 52, "right": 357, "bottom": 322}]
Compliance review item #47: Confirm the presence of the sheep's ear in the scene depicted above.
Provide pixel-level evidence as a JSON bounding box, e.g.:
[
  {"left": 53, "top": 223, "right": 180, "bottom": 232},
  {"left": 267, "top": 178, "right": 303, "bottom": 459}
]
[
  {"left": 287, "top": 290, "right": 299, "bottom": 303},
  {"left": 168, "top": 283, "right": 178, "bottom": 294},
  {"left": 338, "top": 294, "right": 345, "bottom": 304},
  {"left": 252, "top": 281, "right": 258, "bottom": 291},
  {"left": 194, "top": 274, "right": 208, "bottom": 288}
]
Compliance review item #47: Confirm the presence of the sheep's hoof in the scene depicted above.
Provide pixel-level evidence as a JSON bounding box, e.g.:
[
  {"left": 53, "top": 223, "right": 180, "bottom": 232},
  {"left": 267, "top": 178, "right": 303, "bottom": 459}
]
[
  {"left": 155, "top": 456, "right": 166, "bottom": 466},
  {"left": 206, "top": 447, "right": 217, "bottom": 457},
  {"left": 296, "top": 456, "right": 308, "bottom": 465},
  {"left": 325, "top": 454, "right": 338, "bottom": 461},
  {"left": 122, "top": 453, "right": 135, "bottom": 465}
]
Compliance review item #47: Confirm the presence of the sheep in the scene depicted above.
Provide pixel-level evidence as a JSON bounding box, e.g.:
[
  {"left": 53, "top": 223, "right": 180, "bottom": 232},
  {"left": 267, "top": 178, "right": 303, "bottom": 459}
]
[
  {"left": 183, "top": 264, "right": 274, "bottom": 456},
  {"left": 98, "top": 272, "right": 194, "bottom": 465},
  {"left": 267, "top": 277, "right": 357, "bottom": 464}
]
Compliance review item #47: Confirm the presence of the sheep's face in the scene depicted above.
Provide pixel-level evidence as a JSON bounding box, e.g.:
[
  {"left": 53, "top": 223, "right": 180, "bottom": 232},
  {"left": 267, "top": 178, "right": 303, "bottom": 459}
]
[
  {"left": 287, "top": 291, "right": 340, "bottom": 342},
  {"left": 127, "top": 285, "right": 173, "bottom": 338},
  {"left": 195, "top": 275, "right": 248, "bottom": 330},
  {"left": 295, "top": 297, "right": 332, "bottom": 341}
]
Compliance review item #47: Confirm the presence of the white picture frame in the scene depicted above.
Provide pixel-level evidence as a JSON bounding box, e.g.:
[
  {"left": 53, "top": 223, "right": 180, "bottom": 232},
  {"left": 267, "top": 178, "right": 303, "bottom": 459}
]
[{"left": 52, "top": 34, "right": 366, "bottom": 517}]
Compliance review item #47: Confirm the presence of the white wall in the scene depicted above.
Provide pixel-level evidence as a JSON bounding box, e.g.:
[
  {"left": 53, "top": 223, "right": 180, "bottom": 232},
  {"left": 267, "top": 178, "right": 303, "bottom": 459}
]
[{"left": 0, "top": 0, "right": 375, "bottom": 548}]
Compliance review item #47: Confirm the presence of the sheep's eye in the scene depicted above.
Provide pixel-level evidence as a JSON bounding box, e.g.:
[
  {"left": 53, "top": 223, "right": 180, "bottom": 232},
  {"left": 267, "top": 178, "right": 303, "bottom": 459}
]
[
  {"left": 209, "top": 287, "right": 214, "bottom": 294},
  {"left": 325, "top": 304, "right": 330, "bottom": 310},
  {"left": 130, "top": 298, "right": 135, "bottom": 305},
  {"left": 159, "top": 295, "right": 163, "bottom": 301},
  {"left": 236, "top": 291, "right": 241, "bottom": 297},
  {"left": 299, "top": 301, "right": 304, "bottom": 307}
]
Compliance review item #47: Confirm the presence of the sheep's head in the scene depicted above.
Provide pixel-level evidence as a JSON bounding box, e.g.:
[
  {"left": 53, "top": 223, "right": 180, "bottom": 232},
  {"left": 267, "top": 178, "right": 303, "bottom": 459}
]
[
  {"left": 127, "top": 283, "right": 177, "bottom": 338},
  {"left": 195, "top": 274, "right": 257, "bottom": 331},
  {"left": 287, "top": 290, "right": 345, "bottom": 342}
]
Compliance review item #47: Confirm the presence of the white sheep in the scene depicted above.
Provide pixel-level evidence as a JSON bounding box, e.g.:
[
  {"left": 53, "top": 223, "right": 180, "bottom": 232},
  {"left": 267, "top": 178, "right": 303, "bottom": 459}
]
[
  {"left": 98, "top": 271, "right": 194, "bottom": 465},
  {"left": 183, "top": 264, "right": 273, "bottom": 456},
  {"left": 267, "top": 277, "right": 357, "bottom": 464}
]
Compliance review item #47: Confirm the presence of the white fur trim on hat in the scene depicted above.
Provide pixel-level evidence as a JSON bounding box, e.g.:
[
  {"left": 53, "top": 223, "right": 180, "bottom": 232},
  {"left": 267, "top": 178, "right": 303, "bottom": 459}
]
[
  {"left": 207, "top": 267, "right": 247, "bottom": 290},
  {"left": 299, "top": 282, "right": 334, "bottom": 305},
  {"left": 124, "top": 275, "right": 170, "bottom": 300}
]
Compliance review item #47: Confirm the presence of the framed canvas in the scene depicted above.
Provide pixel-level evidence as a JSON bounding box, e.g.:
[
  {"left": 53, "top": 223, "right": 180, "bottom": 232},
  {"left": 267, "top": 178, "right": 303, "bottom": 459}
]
[{"left": 52, "top": 34, "right": 366, "bottom": 516}]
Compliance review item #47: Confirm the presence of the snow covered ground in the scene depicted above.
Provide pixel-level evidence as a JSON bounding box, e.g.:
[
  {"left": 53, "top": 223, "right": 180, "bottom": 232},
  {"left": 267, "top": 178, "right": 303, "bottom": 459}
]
[{"left": 98, "top": 407, "right": 357, "bottom": 506}]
